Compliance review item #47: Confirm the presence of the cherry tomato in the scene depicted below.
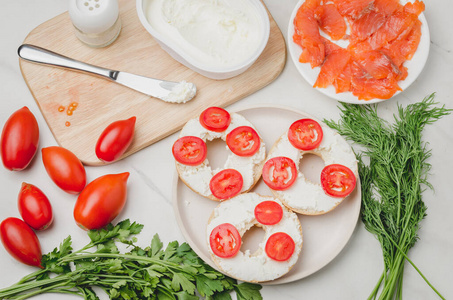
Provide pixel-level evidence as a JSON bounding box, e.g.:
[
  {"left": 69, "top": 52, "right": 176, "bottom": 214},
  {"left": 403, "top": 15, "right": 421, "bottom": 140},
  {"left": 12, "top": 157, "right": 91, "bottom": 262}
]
[
  {"left": 321, "top": 164, "right": 356, "bottom": 197},
  {"left": 0, "top": 217, "right": 42, "bottom": 267},
  {"left": 18, "top": 183, "right": 53, "bottom": 231},
  {"left": 172, "top": 136, "right": 207, "bottom": 166},
  {"left": 254, "top": 201, "right": 283, "bottom": 225},
  {"left": 288, "top": 119, "right": 323, "bottom": 150},
  {"left": 95, "top": 116, "right": 136, "bottom": 163},
  {"left": 199, "top": 107, "right": 231, "bottom": 132},
  {"left": 262, "top": 157, "right": 297, "bottom": 191},
  {"left": 209, "top": 169, "right": 243, "bottom": 200},
  {"left": 1, "top": 106, "right": 39, "bottom": 171},
  {"left": 209, "top": 223, "right": 241, "bottom": 258},
  {"left": 265, "top": 232, "right": 295, "bottom": 262},
  {"left": 226, "top": 126, "right": 261, "bottom": 157},
  {"left": 74, "top": 172, "right": 129, "bottom": 230},
  {"left": 42, "top": 146, "right": 86, "bottom": 194}
]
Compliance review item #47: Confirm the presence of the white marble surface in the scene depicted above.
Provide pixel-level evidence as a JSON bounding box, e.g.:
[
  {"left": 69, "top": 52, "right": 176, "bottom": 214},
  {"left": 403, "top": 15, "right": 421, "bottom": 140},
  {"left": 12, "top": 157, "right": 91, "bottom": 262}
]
[{"left": 0, "top": 1, "right": 452, "bottom": 299}]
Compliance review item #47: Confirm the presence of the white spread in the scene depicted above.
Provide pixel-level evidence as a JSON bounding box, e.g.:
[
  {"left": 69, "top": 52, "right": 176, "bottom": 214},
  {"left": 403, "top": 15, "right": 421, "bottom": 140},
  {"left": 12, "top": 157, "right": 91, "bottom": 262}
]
[
  {"left": 207, "top": 193, "right": 303, "bottom": 282},
  {"left": 177, "top": 113, "right": 266, "bottom": 198},
  {"left": 145, "top": 0, "right": 264, "bottom": 69},
  {"left": 162, "top": 81, "right": 196, "bottom": 103},
  {"left": 267, "top": 123, "right": 358, "bottom": 214}
]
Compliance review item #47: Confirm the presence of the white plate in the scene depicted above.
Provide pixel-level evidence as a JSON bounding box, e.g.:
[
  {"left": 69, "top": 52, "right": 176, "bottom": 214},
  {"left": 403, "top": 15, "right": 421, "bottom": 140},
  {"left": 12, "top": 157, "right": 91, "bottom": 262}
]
[
  {"left": 172, "top": 105, "right": 361, "bottom": 284},
  {"left": 287, "top": 0, "right": 431, "bottom": 104}
]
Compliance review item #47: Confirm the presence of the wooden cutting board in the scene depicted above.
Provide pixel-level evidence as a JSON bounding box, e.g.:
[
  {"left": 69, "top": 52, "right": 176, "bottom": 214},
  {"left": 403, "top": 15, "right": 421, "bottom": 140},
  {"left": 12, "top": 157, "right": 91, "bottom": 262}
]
[{"left": 20, "top": 0, "right": 286, "bottom": 165}]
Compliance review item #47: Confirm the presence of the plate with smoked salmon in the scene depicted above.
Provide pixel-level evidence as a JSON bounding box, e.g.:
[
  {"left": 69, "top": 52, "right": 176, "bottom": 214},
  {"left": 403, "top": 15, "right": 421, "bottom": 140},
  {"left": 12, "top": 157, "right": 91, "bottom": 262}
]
[{"left": 288, "top": 0, "right": 430, "bottom": 103}]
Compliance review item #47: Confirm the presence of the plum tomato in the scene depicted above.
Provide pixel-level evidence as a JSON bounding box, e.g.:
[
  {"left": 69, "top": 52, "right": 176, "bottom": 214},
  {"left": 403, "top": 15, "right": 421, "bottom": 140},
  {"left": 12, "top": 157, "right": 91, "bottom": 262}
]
[
  {"left": 199, "top": 107, "right": 231, "bottom": 132},
  {"left": 95, "top": 116, "right": 136, "bottom": 163},
  {"left": 321, "top": 164, "right": 356, "bottom": 197},
  {"left": 209, "top": 223, "right": 241, "bottom": 258},
  {"left": 42, "top": 146, "right": 86, "bottom": 194},
  {"left": 265, "top": 232, "right": 295, "bottom": 262},
  {"left": 74, "top": 172, "right": 129, "bottom": 230},
  {"left": 262, "top": 157, "right": 297, "bottom": 191},
  {"left": 209, "top": 169, "right": 243, "bottom": 200},
  {"left": 288, "top": 119, "right": 323, "bottom": 150},
  {"left": 172, "top": 136, "right": 207, "bottom": 166},
  {"left": 0, "top": 106, "right": 39, "bottom": 171},
  {"left": 254, "top": 201, "right": 283, "bottom": 225},
  {"left": 0, "top": 217, "right": 42, "bottom": 267},
  {"left": 226, "top": 126, "right": 260, "bottom": 157},
  {"left": 18, "top": 183, "right": 53, "bottom": 231}
]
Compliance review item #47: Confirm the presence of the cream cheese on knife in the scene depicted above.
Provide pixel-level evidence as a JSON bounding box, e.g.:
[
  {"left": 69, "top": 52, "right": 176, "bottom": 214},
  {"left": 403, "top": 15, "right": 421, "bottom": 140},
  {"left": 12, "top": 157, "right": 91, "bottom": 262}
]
[{"left": 145, "top": 0, "right": 264, "bottom": 69}]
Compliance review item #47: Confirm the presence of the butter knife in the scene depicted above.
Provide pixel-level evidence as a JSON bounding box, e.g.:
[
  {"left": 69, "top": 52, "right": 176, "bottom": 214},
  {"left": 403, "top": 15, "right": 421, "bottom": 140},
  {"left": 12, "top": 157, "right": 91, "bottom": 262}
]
[{"left": 18, "top": 44, "right": 196, "bottom": 103}]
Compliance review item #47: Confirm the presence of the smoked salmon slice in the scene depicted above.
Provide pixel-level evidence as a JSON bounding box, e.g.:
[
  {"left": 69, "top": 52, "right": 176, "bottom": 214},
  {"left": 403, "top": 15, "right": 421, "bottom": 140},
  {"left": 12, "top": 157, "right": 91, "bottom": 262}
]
[
  {"left": 404, "top": 0, "right": 425, "bottom": 16},
  {"left": 350, "top": 62, "right": 402, "bottom": 100},
  {"left": 333, "top": 63, "right": 352, "bottom": 93},
  {"left": 332, "top": 0, "right": 374, "bottom": 19},
  {"left": 349, "top": 11, "right": 387, "bottom": 43},
  {"left": 314, "top": 47, "right": 351, "bottom": 88},
  {"left": 293, "top": 0, "right": 325, "bottom": 68},
  {"left": 353, "top": 50, "right": 401, "bottom": 80},
  {"left": 374, "top": 0, "right": 401, "bottom": 17},
  {"left": 368, "top": 10, "right": 418, "bottom": 50},
  {"left": 385, "top": 19, "right": 422, "bottom": 62},
  {"left": 314, "top": 4, "right": 347, "bottom": 40}
]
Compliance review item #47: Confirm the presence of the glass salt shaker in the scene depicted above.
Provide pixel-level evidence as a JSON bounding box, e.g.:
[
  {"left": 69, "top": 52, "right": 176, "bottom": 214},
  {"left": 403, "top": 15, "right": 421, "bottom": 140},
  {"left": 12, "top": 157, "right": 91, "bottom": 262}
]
[{"left": 69, "top": 0, "right": 122, "bottom": 48}]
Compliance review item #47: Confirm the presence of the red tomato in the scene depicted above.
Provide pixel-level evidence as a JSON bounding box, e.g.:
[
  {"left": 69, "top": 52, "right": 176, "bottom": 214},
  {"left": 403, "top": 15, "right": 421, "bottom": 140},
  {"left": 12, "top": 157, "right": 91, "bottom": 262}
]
[
  {"left": 209, "top": 169, "right": 243, "bottom": 200},
  {"left": 199, "top": 107, "right": 231, "bottom": 132},
  {"left": 95, "top": 116, "right": 136, "bottom": 163},
  {"left": 18, "top": 183, "right": 53, "bottom": 231},
  {"left": 42, "top": 146, "right": 86, "bottom": 194},
  {"left": 265, "top": 232, "right": 295, "bottom": 261},
  {"left": 209, "top": 223, "right": 241, "bottom": 258},
  {"left": 262, "top": 157, "right": 297, "bottom": 190},
  {"left": 0, "top": 217, "right": 42, "bottom": 267},
  {"left": 321, "top": 164, "right": 356, "bottom": 197},
  {"left": 226, "top": 126, "right": 260, "bottom": 157},
  {"left": 0, "top": 106, "right": 39, "bottom": 171},
  {"left": 254, "top": 201, "right": 283, "bottom": 225},
  {"left": 74, "top": 172, "right": 129, "bottom": 230},
  {"left": 288, "top": 119, "right": 323, "bottom": 150},
  {"left": 172, "top": 136, "right": 207, "bottom": 166}
]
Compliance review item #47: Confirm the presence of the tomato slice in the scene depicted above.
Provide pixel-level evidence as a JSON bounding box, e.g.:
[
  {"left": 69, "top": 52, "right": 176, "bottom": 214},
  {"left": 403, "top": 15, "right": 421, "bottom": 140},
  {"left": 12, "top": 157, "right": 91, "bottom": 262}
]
[
  {"left": 209, "top": 223, "right": 241, "bottom": 258},
  {"left": 209, "top": 169, "right": 243, "bottom": 200},
  {"left": 172, "top": 136, "right": 207, "bottom": 166},
  {"left": 254, "top": 201, "right": 283, "bottom": 225},
  {"left": 199, "top": 107, "right": 231, "bottom": 132},
  {"left": 265, "top": 232, "right": 295, "bottom": 261},
  {"left": 262, "top": 157, "right": 297, "bottom": 191},
  {"left": 288, "top": 119, "right": 323, "bottom": 150},
  {"left": 320, "top": 164, "right": 356, "bottom": 197},
  {"left": 226, "top": 126, "right": 260, "bottom": 157}
]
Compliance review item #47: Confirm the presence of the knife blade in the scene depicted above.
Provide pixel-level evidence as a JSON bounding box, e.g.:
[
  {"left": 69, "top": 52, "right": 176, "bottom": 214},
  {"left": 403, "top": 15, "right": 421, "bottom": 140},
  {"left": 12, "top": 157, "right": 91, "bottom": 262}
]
[{"left": 17, "top": 44, "right": 196, "bottom": 103}]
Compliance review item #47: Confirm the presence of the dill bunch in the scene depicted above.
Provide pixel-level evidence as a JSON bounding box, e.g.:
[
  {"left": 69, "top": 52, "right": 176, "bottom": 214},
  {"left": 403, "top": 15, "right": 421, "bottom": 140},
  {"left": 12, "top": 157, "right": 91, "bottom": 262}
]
[{"left": 324, "top": 93, "right": 450, "bottom": 300}]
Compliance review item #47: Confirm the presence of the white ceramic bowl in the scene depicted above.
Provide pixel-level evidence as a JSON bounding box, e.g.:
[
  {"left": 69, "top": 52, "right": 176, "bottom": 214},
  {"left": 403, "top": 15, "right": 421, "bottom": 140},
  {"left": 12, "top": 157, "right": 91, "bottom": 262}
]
[{"left": 136, "top": 0, "right": 270, "bottom": 80}]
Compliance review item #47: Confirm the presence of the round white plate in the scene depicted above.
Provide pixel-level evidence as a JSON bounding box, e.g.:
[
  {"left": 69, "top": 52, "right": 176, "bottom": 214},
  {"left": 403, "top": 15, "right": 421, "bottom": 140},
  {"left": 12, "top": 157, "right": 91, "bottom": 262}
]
[
  {"left": 287, "top": 0, "right": 430, "bottom": 104},
  {"left": 172, "top": 105, "right": 361, "bottom": 284}
]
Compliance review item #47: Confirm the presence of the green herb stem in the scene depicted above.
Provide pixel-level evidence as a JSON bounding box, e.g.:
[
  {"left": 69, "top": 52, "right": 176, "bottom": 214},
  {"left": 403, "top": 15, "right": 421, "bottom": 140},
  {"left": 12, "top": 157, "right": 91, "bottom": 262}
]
[{"left": 326, "top": 94, "right": 450, "bottom": 300}]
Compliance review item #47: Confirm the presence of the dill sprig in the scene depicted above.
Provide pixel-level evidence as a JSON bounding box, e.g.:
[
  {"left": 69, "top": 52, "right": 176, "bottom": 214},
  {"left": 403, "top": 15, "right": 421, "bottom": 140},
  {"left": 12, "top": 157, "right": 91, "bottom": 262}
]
[{"left": 325, "top": 93, "right": 451, "bottom": 300}]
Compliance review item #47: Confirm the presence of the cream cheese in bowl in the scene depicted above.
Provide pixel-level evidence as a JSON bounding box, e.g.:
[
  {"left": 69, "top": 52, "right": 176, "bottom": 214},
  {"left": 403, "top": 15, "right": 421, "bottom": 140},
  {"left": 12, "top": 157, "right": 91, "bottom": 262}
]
[{"left": 136, "top": 0, "right": 270, "bottom": 79}]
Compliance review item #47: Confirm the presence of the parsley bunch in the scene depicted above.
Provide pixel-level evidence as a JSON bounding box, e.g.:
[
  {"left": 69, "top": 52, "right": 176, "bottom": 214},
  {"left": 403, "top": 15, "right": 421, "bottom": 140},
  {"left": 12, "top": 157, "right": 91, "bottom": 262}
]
[
  {"left": 325, "top": 94, "right": 450, "bottom": 300},
  {"left": 0, "top": 219, "right": 262, "bottom": 300}
]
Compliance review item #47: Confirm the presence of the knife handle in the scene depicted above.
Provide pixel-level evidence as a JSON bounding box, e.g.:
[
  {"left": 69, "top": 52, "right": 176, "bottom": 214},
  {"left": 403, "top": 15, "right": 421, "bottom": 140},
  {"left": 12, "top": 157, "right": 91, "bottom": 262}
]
[{"left": 18, "top": 44, "right": 117, "bottom": 80}]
